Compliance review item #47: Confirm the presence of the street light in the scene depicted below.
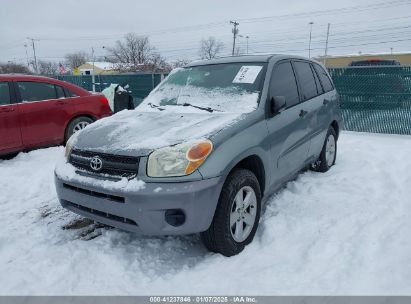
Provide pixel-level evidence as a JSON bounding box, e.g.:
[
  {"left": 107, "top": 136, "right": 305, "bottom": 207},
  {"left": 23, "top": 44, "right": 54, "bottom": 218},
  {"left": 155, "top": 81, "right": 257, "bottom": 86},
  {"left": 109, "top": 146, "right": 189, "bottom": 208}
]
[
  {"left": 308, "top": 22, "right": 314, "bottom": 58},
  {"left": 239, "top": 35, "right": 250, "bottom": 54},
  {"left": 24, "top": 44, "right": 30, "bottom": 68}
]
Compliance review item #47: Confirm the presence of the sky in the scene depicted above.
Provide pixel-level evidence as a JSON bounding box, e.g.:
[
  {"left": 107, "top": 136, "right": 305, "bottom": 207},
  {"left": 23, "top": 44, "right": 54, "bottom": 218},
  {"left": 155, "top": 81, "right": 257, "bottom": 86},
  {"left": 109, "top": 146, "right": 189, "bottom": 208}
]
[{"left": 1, "top": 0, "right": 411, "bottom": 66}]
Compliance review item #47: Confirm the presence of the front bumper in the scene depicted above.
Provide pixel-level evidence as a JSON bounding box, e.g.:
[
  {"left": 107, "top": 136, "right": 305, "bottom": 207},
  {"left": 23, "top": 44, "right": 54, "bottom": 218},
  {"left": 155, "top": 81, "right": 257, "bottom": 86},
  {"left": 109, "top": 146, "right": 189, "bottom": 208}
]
[{"left": 55, "top": 174, "right": 223, "bottom": 235}]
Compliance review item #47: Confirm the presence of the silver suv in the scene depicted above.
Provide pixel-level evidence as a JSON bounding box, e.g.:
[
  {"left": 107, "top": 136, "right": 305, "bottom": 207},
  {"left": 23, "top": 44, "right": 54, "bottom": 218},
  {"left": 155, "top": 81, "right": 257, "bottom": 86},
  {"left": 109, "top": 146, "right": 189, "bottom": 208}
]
[{"left": 55, "top": 54, "right": 341, "bottom": 256}]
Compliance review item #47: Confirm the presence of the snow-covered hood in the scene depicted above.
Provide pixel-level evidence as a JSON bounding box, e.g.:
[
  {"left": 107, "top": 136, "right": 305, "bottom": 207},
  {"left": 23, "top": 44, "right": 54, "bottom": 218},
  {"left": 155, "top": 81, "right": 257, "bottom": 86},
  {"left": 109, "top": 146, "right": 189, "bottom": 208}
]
[{"left": 74, "top": 109, "right": 244, "bottom": 156}]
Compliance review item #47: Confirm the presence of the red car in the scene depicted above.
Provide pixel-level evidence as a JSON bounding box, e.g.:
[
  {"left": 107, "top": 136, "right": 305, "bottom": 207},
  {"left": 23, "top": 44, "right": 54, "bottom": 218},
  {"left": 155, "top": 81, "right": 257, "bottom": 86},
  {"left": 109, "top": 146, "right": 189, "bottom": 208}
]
[{"left": 0, "top": 74, "right": 112, "bottom": 156}]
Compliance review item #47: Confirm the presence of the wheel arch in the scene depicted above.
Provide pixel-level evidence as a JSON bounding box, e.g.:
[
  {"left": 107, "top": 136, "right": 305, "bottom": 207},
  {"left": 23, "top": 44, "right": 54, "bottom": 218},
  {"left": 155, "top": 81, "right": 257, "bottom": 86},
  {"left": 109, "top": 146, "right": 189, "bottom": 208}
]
[
  {"left": 331, "top": 120, "right": 340, "bottom": 139},
  {"left": 228, "top": 154, "right": 266, "bottom": 196},
  {"left": 64, "top": 114, "right": 96, "bottom": 143}
]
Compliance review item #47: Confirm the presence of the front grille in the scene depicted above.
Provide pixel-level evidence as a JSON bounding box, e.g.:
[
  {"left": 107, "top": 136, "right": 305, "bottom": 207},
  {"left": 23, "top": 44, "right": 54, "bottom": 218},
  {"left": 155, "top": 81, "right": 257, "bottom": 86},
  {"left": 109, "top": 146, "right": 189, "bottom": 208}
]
[
  {"left": 69, "top": 149, "right": 139, "bottom": 179},
  {"left": 64, "top": 200, "right": 138, "bottom": 226},
  {"left": 63, "top": 183, "right": 125, "bottom": 203}
]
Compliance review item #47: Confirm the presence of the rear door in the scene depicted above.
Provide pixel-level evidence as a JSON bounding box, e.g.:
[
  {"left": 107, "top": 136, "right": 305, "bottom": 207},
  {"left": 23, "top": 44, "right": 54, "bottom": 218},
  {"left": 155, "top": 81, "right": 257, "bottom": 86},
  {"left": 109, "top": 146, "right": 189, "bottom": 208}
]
[
  {"left": 266, "top": 60, "right": 311, "bottom": 183},
  {"left": 0, "top": 81, "right": 22, "bottom": 154},
  {"left": 292, "top": 60, "right": 328, "bottom": 162},
  {"left": 15, "top": 81, "right": 74, "bottom": 147},
  {"left": 308, "top": 63, "right": 338, "bottom": 159}
]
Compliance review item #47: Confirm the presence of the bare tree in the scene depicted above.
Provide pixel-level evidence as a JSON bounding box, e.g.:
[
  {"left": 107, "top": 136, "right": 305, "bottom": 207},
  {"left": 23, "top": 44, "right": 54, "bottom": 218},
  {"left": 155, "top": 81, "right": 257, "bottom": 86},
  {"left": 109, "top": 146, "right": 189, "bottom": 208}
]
[
  {"left": 107, "top": 33, "right": 156, "bottom": 71},
  {"left": 172, "top": 58, "right": 192, "bottom": 68},
  {"left": 0, "top": 62, "right": 31, "bottom": 74},
  {"left": 199, "top": 37, "right": 224, "bottom": 60},
  {"left": 148, "top": 53, "right": 171, "bottom": 72},
  {"left": 64, "top": 51, "right": 88, "bottom": 70},
  {"left": 38, "top": 60, "right": 59, "bottom": 75}
]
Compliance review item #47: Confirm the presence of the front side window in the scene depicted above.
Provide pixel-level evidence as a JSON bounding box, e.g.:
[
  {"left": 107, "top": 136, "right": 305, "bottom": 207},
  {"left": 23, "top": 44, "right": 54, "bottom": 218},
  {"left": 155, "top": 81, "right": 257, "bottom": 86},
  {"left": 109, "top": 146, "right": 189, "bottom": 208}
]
[
  {"left": 270, "top": 61, "right": 300, "bottom": 108},
  {"left": 17, "top": 82, "right": 57, "bottom": 102},
  {"left": 293, "top": 61, "right": 318, "bottom": 101},
  {"left": 139, "top": 62, "right": 266, "bottom": 113},
  {"left": 0, "top": 82, "right": 11, "bottom": 106},
  {"left": 314, "top": 64, "right": 334, "bottom": 92}
]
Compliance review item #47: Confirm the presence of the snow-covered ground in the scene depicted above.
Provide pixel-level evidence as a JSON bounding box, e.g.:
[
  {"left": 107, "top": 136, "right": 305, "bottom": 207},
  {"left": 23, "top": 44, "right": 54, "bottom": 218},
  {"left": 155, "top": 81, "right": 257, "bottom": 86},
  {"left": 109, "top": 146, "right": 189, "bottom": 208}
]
[{"left": 0, "top": 131, "right": 410, "bottom": 295}]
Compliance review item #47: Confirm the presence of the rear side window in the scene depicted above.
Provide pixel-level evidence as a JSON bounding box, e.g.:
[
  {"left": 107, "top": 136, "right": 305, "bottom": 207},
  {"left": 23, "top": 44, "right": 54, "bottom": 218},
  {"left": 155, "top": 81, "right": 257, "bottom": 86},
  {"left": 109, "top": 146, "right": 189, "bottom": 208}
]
[
  {"left": 0, "top": 82, "right": 11, "bottom": 106},
  {"left": 311, "top": 64, "right": 324, "bottom": 95},
  {"left": 17, "top": 82, "right": 57, "bottom": 102},
  {"left": 270, "top": 62, "right": 300, "bottom": 108},
  {"left": 293, "top": 61, "right": 317, "bottom": 101},
  {"left": 55, "top": 85, "right": 66, "bottom": 98},
  {"left": 314, "top": 64, "right": 334, "bottom": 92},
  {"left": 64, "top": 88, "right": 78, "bottom": 98}
]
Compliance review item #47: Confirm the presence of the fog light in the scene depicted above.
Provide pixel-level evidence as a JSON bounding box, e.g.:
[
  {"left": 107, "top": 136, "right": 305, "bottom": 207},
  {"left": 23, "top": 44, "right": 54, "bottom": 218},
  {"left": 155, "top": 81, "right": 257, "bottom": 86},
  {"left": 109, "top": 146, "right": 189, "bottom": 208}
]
[{"left": 165, "top": 209, "right": 186, "bottom": 227}]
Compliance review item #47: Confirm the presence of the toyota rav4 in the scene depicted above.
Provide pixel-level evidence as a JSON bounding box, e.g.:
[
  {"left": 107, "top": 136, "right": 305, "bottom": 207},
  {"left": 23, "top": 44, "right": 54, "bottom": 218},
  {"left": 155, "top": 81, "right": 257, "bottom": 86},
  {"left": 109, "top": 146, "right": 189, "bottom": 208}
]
[{"left": 55, "top": 54, "right": 341, "bottom": 256}]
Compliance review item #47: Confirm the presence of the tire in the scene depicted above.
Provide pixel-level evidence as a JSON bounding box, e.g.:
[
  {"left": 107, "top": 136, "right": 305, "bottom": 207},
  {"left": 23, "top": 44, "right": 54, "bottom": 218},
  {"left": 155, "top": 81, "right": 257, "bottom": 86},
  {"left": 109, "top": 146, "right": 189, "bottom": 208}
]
[
  {"left": 65, "top": 116, "right": 93, "bottom": 143},
  {"left": 0, "top": 152, "right": 18, "bottom": 160},
  {"left": 311, "top": 126, "right": 337, "bottom": 173},
  {"left": 201, "top": 169, "right": 262, "bottom": 257}
]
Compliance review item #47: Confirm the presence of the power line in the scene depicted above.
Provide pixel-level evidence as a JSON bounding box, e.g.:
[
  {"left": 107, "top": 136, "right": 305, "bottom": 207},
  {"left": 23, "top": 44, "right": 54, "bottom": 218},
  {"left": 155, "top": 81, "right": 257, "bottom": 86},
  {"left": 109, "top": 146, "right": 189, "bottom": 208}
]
[
  {"left": 237, "top": 0, "right": 411, "bottom": 24},
  {"left": 22, "top": 0, "right": 411, "bottom": 43},
  {"left": 4, "top": 0, "right": 411, "bottom": 62}
]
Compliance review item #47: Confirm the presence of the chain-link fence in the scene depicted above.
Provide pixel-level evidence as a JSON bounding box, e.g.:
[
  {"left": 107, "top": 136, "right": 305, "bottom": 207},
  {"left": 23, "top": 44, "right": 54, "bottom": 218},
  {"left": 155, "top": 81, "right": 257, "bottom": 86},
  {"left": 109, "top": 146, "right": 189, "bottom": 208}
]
[
  {"left": 56, "top": 67, "right": 411, "bottom": 135},
  {"left": 329, "top": 66, "right": 411, "bottom": 135},
  {"left": 55, "top": 73, "right": 164, "bottom": 105}
]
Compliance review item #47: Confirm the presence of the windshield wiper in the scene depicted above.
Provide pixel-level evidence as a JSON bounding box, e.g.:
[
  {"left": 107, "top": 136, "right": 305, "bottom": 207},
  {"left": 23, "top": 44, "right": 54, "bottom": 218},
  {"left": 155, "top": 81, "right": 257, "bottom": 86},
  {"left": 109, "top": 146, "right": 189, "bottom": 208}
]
[
  {"left": 147, "top": 102, "right": 165, "bottom": 111},
  {"left": 148, "top": 101, "right": 220, "bottom": 113},
  {"left": 178, "top": 103, "right": 220, "bottom": 113}
]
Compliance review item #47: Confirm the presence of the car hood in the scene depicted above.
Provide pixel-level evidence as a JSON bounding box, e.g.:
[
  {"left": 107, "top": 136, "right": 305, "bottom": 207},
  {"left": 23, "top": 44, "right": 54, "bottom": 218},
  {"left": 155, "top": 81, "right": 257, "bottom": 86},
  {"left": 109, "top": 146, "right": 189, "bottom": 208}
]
[{"left": 73, "top": 110, "right": 244, "bottom": 156}]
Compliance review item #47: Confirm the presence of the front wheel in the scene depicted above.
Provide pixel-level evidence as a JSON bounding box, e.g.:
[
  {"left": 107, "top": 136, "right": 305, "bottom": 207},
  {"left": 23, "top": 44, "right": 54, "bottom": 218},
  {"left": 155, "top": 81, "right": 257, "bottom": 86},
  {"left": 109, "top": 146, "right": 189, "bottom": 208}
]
[
  {"left": 201, "top": 169, "right": 261, "bottom": 257},
  {"left": 311, "top": 126, "right": 337, "bottom": 172}
]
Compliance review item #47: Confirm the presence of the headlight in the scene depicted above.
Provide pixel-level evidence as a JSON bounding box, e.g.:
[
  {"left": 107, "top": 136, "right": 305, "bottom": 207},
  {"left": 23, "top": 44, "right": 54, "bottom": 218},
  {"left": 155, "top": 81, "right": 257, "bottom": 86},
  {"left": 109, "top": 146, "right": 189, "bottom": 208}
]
[
  {"left": 64, "top": 134, "right": 78, "bottom": 161},
  {"left": 147, "top": 140, "right": 213, "bottom": 177}
]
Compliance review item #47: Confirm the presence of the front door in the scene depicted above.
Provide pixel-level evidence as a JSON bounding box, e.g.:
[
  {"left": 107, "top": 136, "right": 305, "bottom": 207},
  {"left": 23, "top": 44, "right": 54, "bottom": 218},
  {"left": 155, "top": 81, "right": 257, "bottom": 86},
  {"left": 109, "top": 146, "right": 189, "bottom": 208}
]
[{"left": 266, "top": 61, "right": 311, "bottom": 185}]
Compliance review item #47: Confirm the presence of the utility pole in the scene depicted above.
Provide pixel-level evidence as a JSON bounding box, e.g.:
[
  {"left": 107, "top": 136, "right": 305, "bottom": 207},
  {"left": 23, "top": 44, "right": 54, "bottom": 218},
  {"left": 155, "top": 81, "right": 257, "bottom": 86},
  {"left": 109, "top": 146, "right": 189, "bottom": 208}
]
[
  {"left": 323, "top": 23, "right": 330, "bottom": 66},
  {"left": 230, "top": 21, "right": 239, "bottom": 56},
  {"left": 27, "top": 37, "right": 39, "bottom": 73},
  {"left": 308, "top": 22, "right": 314, "bottom": 58}
]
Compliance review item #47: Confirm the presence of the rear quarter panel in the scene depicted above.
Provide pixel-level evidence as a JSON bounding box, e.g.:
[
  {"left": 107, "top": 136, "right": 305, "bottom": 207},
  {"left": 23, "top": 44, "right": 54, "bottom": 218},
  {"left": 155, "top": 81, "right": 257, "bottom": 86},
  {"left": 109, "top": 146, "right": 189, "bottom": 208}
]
[{"left": 71, "top": 95, "right": 112, "bottom": 120}]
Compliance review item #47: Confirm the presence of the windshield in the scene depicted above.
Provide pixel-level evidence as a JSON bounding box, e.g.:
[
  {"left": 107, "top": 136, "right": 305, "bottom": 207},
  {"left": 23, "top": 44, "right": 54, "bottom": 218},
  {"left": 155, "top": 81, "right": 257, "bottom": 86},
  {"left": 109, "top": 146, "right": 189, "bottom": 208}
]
[{"left": 138, "top": 62, "right": 266, "bottom": 113}]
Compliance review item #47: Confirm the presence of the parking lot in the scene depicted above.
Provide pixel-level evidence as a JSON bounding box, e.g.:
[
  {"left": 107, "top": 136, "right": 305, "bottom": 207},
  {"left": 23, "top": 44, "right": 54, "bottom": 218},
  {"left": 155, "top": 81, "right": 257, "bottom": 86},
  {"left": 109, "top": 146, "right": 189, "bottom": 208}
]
[{"left": 1, "top": 131, "right": 410, "bottom": 295}]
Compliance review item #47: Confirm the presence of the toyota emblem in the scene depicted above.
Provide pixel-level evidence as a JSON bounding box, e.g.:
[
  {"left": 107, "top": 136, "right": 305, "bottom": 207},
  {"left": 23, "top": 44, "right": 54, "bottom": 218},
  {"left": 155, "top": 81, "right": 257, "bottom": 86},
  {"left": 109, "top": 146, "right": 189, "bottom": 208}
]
[{"left": 90, "top": 156, "right": 103, "bottom": 171}]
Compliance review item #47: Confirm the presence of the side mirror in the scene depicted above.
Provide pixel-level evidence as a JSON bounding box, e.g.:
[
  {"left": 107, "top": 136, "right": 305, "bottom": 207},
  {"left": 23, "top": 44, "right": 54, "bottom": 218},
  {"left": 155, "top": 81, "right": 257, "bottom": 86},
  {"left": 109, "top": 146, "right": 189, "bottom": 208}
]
[{"left": 270, "top": 96, "right": 286, "bottom": 114}]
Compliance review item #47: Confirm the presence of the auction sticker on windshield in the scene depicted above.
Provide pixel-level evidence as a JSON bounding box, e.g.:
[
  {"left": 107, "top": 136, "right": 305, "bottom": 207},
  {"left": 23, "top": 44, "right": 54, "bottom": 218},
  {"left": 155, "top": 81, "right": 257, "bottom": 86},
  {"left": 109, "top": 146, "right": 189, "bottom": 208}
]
[{"left": 232, "top": 66, "right": 263, "bottom": 84}]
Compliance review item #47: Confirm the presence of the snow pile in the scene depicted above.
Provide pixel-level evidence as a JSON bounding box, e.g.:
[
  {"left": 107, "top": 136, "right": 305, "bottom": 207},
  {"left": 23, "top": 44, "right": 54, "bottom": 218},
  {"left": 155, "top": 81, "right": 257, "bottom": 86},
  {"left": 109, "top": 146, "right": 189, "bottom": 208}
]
[{"left": 1, "top": 132, "right": 411, "bottom": 295}]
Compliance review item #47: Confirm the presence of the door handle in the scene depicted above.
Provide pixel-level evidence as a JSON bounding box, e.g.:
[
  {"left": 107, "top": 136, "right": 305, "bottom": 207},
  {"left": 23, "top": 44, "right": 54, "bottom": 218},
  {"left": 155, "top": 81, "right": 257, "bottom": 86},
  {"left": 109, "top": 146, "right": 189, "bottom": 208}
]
[
  {"left": 299, "top": 109, "right": 308, "bottom": 117},
  {"left": 56, "top": 101, "right": 68, "bottom": 106},
  {"left": 323, "top": 99, "right": 330, "bottom": 105}
]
